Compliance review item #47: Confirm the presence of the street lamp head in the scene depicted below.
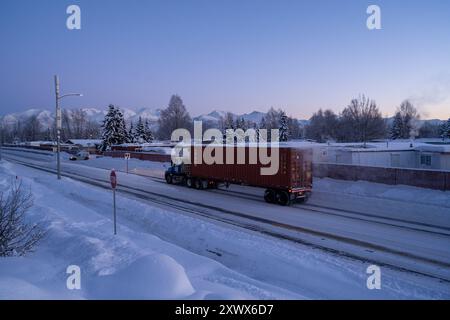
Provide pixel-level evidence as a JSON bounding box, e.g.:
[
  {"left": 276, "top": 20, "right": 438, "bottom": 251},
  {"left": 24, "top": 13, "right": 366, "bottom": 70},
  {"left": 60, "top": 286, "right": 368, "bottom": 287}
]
[{"left": 58, "top": 92, "right": 83, "bottom": 99}]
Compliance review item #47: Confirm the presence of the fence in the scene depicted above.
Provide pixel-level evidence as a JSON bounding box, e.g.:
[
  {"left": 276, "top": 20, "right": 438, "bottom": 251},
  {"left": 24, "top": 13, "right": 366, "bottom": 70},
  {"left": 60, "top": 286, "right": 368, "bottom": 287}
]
[
  {"left": 313, "top": 163, "right": 450, "bottom": 191},
  {"left": 104, "top": 151, "right": 171, "bottom": 163}
]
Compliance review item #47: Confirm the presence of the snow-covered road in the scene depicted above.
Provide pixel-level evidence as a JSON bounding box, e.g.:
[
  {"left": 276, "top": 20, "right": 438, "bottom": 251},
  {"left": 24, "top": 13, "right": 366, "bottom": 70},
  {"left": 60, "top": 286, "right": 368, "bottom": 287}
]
[{"left": 1, "top": 148, "right": 449, "bottom": 299}]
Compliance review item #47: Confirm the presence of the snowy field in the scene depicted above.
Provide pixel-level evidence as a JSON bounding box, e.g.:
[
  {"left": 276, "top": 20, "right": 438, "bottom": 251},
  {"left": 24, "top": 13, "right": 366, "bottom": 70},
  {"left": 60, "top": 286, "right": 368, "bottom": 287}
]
[
  {"left": 0, "top": 149, "right": 449, "bottom": 299},
  {"left": 0, "top": 160, "right": 297, "bottom": 299}
]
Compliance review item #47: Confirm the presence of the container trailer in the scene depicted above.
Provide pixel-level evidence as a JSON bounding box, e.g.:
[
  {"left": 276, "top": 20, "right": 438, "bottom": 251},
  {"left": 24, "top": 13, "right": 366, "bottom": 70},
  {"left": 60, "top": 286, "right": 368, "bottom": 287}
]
[{"left": 164, "top": 145, "right": 312, "bottom": 206}]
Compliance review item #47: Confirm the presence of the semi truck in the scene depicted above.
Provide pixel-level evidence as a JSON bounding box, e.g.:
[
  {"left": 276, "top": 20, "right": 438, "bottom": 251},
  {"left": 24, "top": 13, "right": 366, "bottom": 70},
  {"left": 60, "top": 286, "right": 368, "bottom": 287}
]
[{"left": 164, "top": 145, "right": 312, "bottom": 206}]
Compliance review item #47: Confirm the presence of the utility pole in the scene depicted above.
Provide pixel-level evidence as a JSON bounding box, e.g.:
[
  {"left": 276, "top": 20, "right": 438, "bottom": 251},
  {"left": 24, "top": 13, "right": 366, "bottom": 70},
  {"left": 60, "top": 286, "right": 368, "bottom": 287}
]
[
  {"left": 54, "top": 75, "right": 61, "bottom": 179},
  {"left": 53, "top": 75, "right": 82, "bottom": 180},
  {"left": 0, "top": 123, "right": 3, "bottom": 161}
]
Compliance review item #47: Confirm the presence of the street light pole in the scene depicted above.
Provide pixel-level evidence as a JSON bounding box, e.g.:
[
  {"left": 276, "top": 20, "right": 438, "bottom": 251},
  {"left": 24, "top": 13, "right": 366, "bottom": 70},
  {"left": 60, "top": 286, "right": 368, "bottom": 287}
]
[
  {"left": 54, "top": 75, "right": 82, "bottom": 180},
  {"left": 54, "top": 75, "right": 61, "bottom": 179},
  {"left": 0, "top": 122, "right": 3, "bottom": 161}
]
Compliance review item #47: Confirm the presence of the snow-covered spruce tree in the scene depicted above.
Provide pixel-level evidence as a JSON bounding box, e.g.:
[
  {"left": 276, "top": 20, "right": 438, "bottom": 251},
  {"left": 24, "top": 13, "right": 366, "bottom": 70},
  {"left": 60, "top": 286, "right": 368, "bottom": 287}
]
[
  {"left": 446, "top": 118, "right": 450, "bottom": 139},
  {"left": 135, "top": 116, "right": 145, "bottom": 143},
  {"left": 390, "top": 112, "right": 403, "bottom": 140},
  {"left": 234, "top": 117, "right": 247, "bottom": 130},
  {"left": 223, "top": 112, "right": 235, "bottom": 130},
  {"left": 0, "top": 181, "right": 45, "bottom": 257},
  {"left": 100, "top": 104, "right": 128, "bottom": 151},
  {"left": 258, "top": 116, "right": 267, "bottom": 142},
  {"left": 144, "top": 119, "right": 154, "bottom": 143},
  {"left": 240, "top": 118, "right": 247, "bottom": 130},
  {"left": 127, "top": 121, "right": 136, "bottom": 144},
  {"left": 279, "top": 111, "right": 289, "bottom": 142},
  {"left": 259, "top": 116, "right": 267, "bottom": 130},
  {"left": 253, "top": 122, "right": 260, "bottom": 142},
  {"left": 440, "top": 118, "right": 450, "bottom": 140}
]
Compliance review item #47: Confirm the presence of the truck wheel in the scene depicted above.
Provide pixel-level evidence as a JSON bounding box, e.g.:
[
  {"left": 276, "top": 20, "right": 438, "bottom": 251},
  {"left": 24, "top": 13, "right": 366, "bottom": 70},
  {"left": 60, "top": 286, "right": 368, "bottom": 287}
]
[
  {"left": 165, "top": 174, "right": 173, "bottom": 184},
  {"left": 201, "top": 180, "right": 209, "bottom": 189},
  {"left": 186, "top": 177, "right": 194, "bottom": 188},
  {"left": 276, "top": 191, "right": 291, "bottom": 206},
  {"left": 264, "top": 189, "right": 276, "bottom": 203},
  {"left": 211, "top": 181, "right": 219, "bottom": 189},
  {"left": 297, "top": 196, "right": 309, "bottom": 204}
]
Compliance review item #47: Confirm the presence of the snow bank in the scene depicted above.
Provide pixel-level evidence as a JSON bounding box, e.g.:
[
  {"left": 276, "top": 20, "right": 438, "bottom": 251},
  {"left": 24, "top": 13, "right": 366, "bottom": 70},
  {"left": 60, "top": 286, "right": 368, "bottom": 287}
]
[{"left": 87, "top": 254, "right": 195, "bottom": 299}]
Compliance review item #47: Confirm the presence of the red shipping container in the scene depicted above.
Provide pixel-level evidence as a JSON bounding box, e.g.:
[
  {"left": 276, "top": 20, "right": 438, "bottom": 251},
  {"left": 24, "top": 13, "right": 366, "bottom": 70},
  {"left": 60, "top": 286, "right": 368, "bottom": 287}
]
[{"left": 181, "top": 145, "right": 312, "bottom": 205}]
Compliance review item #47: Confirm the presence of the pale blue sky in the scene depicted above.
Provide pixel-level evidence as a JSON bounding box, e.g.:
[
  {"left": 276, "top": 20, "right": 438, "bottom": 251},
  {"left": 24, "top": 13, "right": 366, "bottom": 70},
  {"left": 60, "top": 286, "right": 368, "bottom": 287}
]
[{"left": 1, "top": 0, "right": 449, "bottom": 119}]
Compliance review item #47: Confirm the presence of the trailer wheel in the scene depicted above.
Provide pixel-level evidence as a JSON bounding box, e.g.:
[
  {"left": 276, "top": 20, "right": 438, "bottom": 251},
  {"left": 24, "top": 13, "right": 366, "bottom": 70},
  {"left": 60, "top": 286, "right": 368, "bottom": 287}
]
[
  {"left": 209, "top": 181, "right": 218, "bottom": 189},
  {"left": 201, "top": 179, "right": 209, "bottom": 189},
  {"left": 165, "top": 174, "right": 173, "bottom": 184},
  {"left": 264, "top": 189, "right": 276, "bottom": 203},
  {"left": 194, "top": 179, "right": 203, "bottom": 190},
  {"left": 296, "top": 196, "right": 309, "bottom": 204},
  {"left": 186, "top": 177, "right": 194, "bottom": 188},
  {"left": 276, "top": 191, "right": 291, "bottom": 206}
]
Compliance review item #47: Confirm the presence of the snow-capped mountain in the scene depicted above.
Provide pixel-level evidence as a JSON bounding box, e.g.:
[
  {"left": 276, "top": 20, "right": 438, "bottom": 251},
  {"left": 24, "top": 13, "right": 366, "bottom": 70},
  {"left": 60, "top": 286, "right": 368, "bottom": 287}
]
[
  {"left": 240, "top": 111, "right": 266, "bottom": 123},
  {"left": 0, "top": 107, "right": 311, "bottom": 129},
  {"left": 0, "top": 107, "right": 162, "bottom": 127},
  {"left": 134, "top": 107, "right": 161, "bottom": 122},
  {"left": 1, "top": 109, "right": 54, "bottom": 128},
  {"left": 194, "top": 110, "right": 231, "bottom": 122},
  {"left": 194, "top": 110, "right": 307, "bottom": 126},
  {"left": 80, "top": 108, "right": 107, "bottom": 123},
  {"left": 194, "top": 110, "right": 267, "bottom": 123}
]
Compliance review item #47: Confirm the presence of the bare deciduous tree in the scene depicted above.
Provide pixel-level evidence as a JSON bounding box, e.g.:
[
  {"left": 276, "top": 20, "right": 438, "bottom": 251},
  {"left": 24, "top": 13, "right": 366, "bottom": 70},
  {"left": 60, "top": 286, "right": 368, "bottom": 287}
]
[
  {"left": 24, "top": 115, "right": 42, "bottom": 141},
  {"left": 339, "top": 95, "right": 386, "bottom": 144},
  {"left": 0, "top": 181, "right": 45, "bottom": 256},
  {"left": 398, "top": 100, "right": 420, "bottom": 139},
  {"left": 71, "top": 109, "right": 87, "bottom": 139},
  {"left": 157, "top": 95, "right": 192, "bottom": 140},
  {"left": 305, "top": 109, "right": 339, "bottom": 142}
]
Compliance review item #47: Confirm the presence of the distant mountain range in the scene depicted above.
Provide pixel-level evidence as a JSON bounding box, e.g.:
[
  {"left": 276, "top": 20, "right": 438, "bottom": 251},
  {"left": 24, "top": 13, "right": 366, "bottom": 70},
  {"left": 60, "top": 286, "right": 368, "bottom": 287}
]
[
  {"left": 0, "top": 107, "right": 444, "bottom": 129},
  {"left": 0, "top": 107, "right": 162, "bottom": 128},
  {"left": 0, "top": 107, "right": 308, "bottom": 128},
  {"left": 193, "top": 110, "right": 267, "bottom": 123}
]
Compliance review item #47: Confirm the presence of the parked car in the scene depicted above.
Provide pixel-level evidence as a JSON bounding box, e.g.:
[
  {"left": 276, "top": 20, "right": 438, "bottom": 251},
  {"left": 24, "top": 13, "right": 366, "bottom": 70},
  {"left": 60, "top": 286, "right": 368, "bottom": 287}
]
[{"left": 69, "top": 151, "right": 90, "bottom": 161}]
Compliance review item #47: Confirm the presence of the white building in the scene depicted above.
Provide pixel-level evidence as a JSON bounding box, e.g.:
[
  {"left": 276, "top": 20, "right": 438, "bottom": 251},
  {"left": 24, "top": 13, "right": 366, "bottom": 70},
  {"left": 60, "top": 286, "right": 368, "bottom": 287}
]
[{"left": 313, "top": 142, "right": 450, "bottom": 171}]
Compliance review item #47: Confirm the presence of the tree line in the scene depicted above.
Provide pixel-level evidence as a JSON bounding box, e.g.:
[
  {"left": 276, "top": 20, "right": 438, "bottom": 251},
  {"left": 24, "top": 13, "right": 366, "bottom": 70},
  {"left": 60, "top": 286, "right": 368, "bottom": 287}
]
[
  {"left": 305, "top": 96, "right": 450, "bottom": 143},
  {"left": 0, "top": 108, "right": 101, "bottom": 144},
  {"left": 100, "top": 104, "right": 153, "bottom": 151},
  {"left": 1, "top": 94, "right": 449, "bottom": 147},
  {"left": 155, "top": 95, "right": 300, "bottom": 142},
  {"left": 101, "top": 94, "right": 299, "bottom": 150}
]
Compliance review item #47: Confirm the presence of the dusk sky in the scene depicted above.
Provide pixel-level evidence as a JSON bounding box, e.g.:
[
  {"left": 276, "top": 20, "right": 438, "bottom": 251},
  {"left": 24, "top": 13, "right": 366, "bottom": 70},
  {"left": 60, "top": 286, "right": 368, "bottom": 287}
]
[{"left": 1, "top": 0, "right": 449, "bottom": 119}]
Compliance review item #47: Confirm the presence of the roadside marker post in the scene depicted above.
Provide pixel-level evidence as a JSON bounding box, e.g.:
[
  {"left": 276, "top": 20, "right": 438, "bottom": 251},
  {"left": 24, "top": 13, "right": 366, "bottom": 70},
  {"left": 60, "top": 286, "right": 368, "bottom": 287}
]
[
  {"left": 124, "top": 153, "right": 130, "bottom": 174},
  {"left": 110, "top": 169, "right": 117, "bottom": 235}
]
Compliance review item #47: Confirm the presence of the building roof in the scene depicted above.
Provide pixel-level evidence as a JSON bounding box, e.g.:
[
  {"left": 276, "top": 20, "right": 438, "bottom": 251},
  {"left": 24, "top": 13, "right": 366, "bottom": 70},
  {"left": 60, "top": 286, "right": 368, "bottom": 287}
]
[{"left": 66, "top": 139, "right": 102, "bottom": 147}]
